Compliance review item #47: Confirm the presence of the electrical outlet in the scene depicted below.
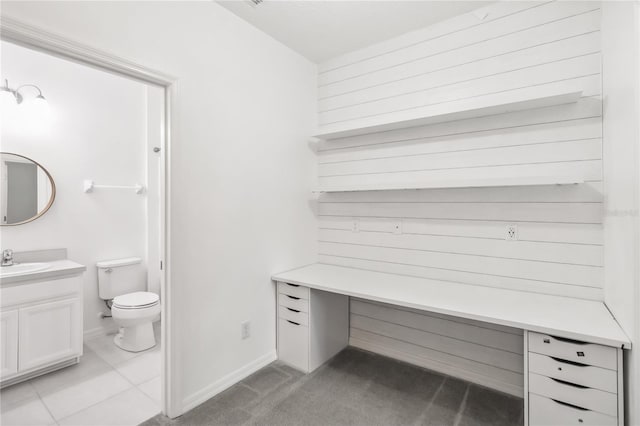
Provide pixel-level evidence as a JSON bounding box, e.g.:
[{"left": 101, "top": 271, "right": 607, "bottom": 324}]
[
  {"left": 506, "top": 225, "right": 518, "bottom": 241},
  {"left": 241, "top": 321, "right": 251, "bottom": 340},
  {"left": 393, "top": 220, "right": 403, "bottom": 235},
  {"left": 352, "top": 218, "right": 360, "bottom": 233}
]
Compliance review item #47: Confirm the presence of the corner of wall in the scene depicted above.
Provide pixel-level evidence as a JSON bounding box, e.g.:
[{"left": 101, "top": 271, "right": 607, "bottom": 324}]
[{"left": 181, "top": 350, "right": 277, "bottom": 414}]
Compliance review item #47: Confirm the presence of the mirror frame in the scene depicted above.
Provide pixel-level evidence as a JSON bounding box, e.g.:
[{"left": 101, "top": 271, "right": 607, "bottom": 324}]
[{"left": 0, "top": 152, "right": 56, "bottom": 226}]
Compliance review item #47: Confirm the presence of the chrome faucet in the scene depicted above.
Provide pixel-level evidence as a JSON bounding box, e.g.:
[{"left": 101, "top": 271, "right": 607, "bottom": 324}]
[{"left": 2, "top": 249, "right": 14, "bottom": 267}]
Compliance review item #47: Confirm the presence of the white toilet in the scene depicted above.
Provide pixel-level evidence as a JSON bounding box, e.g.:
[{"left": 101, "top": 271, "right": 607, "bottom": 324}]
[{"left": 97, "top": 257, "right": 160, "bottom": 352}]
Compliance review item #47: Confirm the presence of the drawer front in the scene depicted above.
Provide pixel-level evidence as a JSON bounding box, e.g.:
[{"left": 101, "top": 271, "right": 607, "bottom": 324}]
[
  {"left": 529, "top": 373, "right": 617, "bottom": 417},
  {"left": 278, "top": 304, "right": 309, "bottom": 326},
  {"left": 278, "top": 292, "right": 309, "bottom": 313},
  {"left": 277, "top": 282, "right": 309, "bottom": 300},
  {"left": 529, "top": 352, "right": 618, "bottom": 393},
  {"left": 529, "top": 393, "right": 617, "bottom": 426},
  {"left": 528, "top": 332, "right": 617, "bottom": 370},
  {"left": 1, "top": 277, "right": 82, "bottom": 308},
  {"left": 278, "top": 318, "right": 308, "bottom": 372}
]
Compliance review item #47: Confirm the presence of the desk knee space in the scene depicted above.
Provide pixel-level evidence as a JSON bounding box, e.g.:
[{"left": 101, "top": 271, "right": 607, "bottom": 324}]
[{"left": 276, "top": 282, "right": 349, "bottom": 373}]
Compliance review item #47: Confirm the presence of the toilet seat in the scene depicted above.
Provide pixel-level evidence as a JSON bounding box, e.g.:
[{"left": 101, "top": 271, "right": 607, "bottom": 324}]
[{"left": 113, "top": 291, "right": 159, "bottom": 310}]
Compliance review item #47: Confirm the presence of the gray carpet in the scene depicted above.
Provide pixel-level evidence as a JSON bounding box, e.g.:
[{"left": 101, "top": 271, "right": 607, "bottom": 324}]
[{"left": 141, "top": 347, "right": 523, "bottom": 426}]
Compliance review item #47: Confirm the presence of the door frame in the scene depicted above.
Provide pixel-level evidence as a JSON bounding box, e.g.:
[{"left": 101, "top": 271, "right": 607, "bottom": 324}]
[{"left": 0, "top": 17, "right": 181, "bottom": 418}]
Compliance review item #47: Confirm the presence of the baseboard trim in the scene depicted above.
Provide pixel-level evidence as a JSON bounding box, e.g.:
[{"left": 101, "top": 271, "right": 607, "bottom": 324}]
[
  {"left": 83, "top": 324, "right": 118, "bottom": 340},
  {"left": 349, "top": 337, "right": 523, "bottom": 398},
  {"left": 1, "top": 357, "right": 78, "bottom": 389},
  {"left": 181, "top": 350, "right": 277, "bottom": 414}
]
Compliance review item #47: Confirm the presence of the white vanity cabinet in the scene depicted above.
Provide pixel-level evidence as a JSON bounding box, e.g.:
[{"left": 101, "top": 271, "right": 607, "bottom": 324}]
[{"left": 0, "top": 274, "right": 84, "bottom": 386}]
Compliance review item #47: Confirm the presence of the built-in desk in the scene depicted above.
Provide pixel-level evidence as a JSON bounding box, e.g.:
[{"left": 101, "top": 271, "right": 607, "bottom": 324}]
[
  {"left": 272, "top": 263, "right": 629, "bottom": 348},
  {"left": 272, "top": 263, "right": 631, "bottom": 426}
]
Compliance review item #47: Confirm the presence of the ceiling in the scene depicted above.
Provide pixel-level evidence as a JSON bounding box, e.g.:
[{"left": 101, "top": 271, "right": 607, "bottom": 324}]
[{"left": 216, "top": 1, "right": 492, "bottom": 63}]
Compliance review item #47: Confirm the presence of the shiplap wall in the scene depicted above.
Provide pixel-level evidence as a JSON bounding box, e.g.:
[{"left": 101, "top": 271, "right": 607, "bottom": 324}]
[{"left": 315, "top": 1, "right": 603, "bottom": 396}]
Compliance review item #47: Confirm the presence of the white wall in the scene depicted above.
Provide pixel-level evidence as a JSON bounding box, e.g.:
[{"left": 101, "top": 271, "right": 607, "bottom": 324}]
[
  {"left": 0, "top": 1, "right": 318, "bottom": 415},
  {"left": 0, "top": 41, "right": 151, "bottom": 336},
  {"left": 601, "top": 3, "right": 640, "bottom": 424},
  {"left": 316, "top": 1, "right": 603, "bottom": 397}
]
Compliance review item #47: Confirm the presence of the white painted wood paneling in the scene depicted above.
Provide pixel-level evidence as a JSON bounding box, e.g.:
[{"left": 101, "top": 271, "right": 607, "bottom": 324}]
[
  {"left": 319, "top": 12, "right": 600, "bottom": 98},
  {"left": 318, "top": 1, "right": 547, "bottom": 74},
  {"left": 319, "top": 2, "right": 597, "bottom": 83},
  {"left": 350, "top": 298, "right": 524, "bottom": 395},
  {"left": 315, "top": 0, "right": 603, "bottom": 396},
  {"left": 319, "top": 55, "right": 600, "bottom": 123}
]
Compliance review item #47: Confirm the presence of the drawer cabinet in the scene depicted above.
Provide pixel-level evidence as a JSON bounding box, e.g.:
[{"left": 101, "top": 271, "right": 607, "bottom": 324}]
[
  {"left": 526, "top": 332, "right": 623, "bottom": 426},
  {"left": 276, "top": 281, "right": 348, "bottom": 373}
]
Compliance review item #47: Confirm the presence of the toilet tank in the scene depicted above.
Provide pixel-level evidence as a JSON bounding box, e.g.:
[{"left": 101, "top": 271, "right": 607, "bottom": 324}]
[{"left": 96, "top": 257, "right": 146, "bottom": 300}]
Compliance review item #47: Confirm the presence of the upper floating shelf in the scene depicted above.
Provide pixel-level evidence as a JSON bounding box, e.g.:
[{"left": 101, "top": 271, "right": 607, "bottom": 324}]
[
  {"left": 314, "top": 90, "right": 583, "bottom": 140},
  {"left": 313, "top": 175, "right": 585, "bottom": 193}
]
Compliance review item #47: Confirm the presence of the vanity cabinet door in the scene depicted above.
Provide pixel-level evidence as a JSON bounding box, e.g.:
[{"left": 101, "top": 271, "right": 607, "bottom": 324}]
[
  {"left": 0, "top": 310, "right": 19, "bottom": 379},
  {"left": 18, "top": 297, "right": 82, "bottom": 371}
]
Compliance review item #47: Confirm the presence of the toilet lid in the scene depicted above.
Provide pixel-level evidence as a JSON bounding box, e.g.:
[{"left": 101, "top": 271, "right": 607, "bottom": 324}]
[{"left": 113, "top": 292, "right": 159, "bottom": 309}]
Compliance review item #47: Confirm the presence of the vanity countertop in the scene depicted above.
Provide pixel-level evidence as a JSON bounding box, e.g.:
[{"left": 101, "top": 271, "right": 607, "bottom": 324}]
[{"left": 1, "top": 259, "right": 86, "bottom": 286}]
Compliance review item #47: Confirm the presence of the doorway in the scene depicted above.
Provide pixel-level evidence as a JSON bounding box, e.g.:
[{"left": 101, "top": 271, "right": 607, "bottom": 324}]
[{"left": 0, "top": 18, "right": 176, "bottom": 421}]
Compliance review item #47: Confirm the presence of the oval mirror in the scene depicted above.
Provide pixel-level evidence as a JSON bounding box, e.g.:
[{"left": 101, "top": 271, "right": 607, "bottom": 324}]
[{"left": 0, "top": 152, "right": 56, "bottom": 226}]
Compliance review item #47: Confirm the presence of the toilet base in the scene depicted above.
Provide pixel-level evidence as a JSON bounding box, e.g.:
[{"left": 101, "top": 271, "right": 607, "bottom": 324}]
[{"left": 114, "top": 322, "right": 156, "bottom": 352}]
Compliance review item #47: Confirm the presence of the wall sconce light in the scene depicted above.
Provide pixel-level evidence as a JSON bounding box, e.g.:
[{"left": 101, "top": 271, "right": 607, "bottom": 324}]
[
  {"left": 0, "top": 78, "right": 50, "bottom": 126},
  {"left": 1, "top": 78, "right": 48, "bottom": 112},
  {"left": 1, "top": 78, "right": 47, "bottom": 104}
]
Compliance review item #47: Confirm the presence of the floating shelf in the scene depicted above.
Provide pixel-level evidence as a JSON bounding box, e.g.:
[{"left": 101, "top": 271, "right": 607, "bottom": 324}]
[
  {"left": 314, "top": 90, "right": 583, "bottom": 140},
  {"left": 313, "top": 176, "right": 585, "bottom": 193}
]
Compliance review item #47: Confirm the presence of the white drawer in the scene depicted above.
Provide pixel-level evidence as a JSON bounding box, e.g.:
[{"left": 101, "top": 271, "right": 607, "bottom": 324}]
[
  {"left": 528, "top": 332, "right": 617, "bottom": 370},
  {"left": 278, "top": 304, "right": 309, "bottom": 326},
  {"left": 529, "top": 393, "right": 617, "bottom": 426},
  {"left": 529, "top": 352, "right": 618, "bottom": 393},
  {"left": 529, "top": 373, "right": 617, "bottom": 417},
  {"left": 278, "top": 318, "right": 308, "bottom": 372},
  {"left": 277, "top": 282, "right": 309, "bottom": 300},
  {"left": 278, "top": 292, "right": 309, "bottom": 313},
  {"left": 1, "top": 277, "right": 82, "bottom": 308}
]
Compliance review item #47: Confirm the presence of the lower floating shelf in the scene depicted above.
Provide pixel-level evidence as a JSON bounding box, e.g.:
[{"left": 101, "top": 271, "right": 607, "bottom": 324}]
[{"left": 313, "top": 176, "right": 585, "bottom": 193}]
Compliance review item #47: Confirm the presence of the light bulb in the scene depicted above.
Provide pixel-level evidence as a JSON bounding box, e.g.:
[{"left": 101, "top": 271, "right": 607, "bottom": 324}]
[
  {"left": 15, "top": 94, "right": 50, "bottom": 135},
  {"left": 29, "top": 95, "right": 50, "bottom": 121}
]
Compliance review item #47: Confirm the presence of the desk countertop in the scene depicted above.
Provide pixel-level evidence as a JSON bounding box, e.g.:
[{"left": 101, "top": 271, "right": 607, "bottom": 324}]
[{"left": 273, "top": 263, "right": 630, "bottom": 349}]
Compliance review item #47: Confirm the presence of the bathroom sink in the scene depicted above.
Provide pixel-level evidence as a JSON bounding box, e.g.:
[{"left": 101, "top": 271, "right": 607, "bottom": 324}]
[{"left": 0, "top": 263, "right": 51, "bottom": 278}]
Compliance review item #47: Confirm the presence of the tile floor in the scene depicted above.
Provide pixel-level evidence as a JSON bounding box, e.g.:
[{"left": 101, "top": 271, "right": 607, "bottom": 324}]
[
  {"left": 0, "top": 324, "right": 161, "bottom": 426},
  {"left": 143, "top": 347, "right": 523, "bottom": 426}
]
